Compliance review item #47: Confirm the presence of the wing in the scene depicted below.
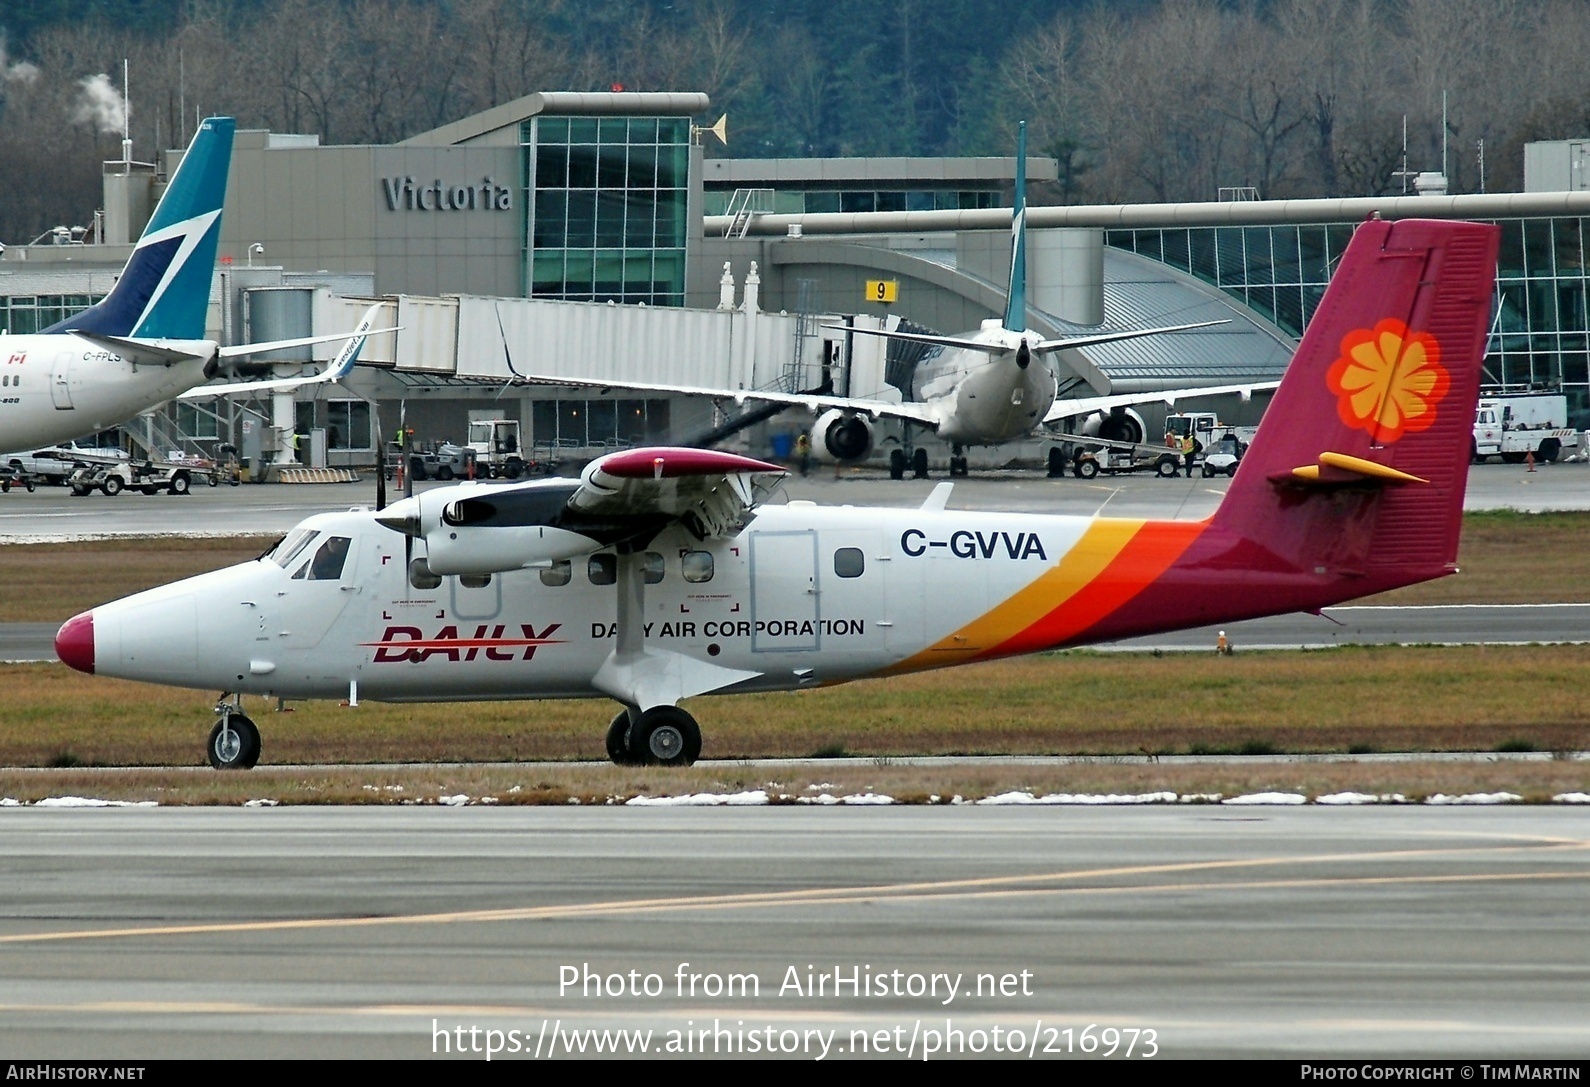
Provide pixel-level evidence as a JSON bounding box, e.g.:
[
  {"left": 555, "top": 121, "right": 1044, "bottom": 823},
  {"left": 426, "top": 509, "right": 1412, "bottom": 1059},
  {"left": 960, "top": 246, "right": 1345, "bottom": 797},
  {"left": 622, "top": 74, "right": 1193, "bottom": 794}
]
[
  {"left": 510, "top": 372, "right": 941, "bottom": 427},
  {"left": 1042, "top": 380, "right": 1282, "bottom": 425},
  {"left": 834, "top": 319, "right": 1228, "bottom": 356},
  {"left": 572, "top": 447, "right": 787, "bottom": 537}
]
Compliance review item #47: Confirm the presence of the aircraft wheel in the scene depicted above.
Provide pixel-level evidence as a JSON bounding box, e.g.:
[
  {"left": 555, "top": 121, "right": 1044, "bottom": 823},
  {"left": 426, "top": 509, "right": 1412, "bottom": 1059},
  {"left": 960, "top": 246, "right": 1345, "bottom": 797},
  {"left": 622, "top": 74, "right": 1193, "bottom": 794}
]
[
  {"left": 949, "top": 456, "right": 968, "bottom": 477},
  {"left": 207, "top": 713, "right": 261, "bottom": 770},
  {"left": 889, "top": 449, "right": 906, "bottom": 480},
  {"left": 911, "top": 448, "right": 929, "bottom": 479},
  {"left": 628, "top": 706, "right": 702, "bottom": 767},
  {"left": 1046, "top": 447, "right": 1066, "bottom": 478},
  {"left": 605, "top": 710, "right": 638, "bottom": 766},
  {"left": 169, "top": 472, "right": 191, "bottom": 496},
  {"left": 1156, "top": 456, "right": 1179, "bottom": 478},
  {"left": 1075, "top": 458, "right": 1099, "bottom": 479},
  {"left": 101, "top": 476, "right": 123, "bottom": 496}
]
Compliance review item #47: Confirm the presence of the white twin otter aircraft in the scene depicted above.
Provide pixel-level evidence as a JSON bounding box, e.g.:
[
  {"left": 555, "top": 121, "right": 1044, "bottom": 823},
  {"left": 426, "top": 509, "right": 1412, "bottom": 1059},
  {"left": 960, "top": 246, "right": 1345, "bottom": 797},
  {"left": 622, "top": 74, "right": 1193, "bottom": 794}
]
[{"left": 57, "top": 217, "right": 1498, "bottom": 769}]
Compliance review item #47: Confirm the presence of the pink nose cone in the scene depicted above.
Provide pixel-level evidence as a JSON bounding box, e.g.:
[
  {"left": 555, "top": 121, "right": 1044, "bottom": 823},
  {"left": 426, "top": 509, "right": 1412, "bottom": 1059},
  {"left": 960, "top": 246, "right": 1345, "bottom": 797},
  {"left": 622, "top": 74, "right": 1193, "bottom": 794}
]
[{"left": 55, "top": 611, "right": 94, "bottom": 674}]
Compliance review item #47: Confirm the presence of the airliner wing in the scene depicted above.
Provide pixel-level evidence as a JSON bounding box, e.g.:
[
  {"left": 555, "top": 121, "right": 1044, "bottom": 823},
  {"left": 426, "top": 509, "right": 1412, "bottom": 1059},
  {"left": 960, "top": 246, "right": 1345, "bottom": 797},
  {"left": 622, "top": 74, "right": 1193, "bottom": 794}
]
[
  {"left": 179, "top": 304, "right": 394, "bottom": 400},
  {"left": 832, "top": 319, "right": 1228, "bottom": 356},
  {"left": 571, "top": 447, "right": 787, "bottom": 537},
  {"left": 512, "top": 372, "right": 941, "bottom": 427},
  {"left": 1042, "top": 380, "right": 1282, "bottom": 425}
]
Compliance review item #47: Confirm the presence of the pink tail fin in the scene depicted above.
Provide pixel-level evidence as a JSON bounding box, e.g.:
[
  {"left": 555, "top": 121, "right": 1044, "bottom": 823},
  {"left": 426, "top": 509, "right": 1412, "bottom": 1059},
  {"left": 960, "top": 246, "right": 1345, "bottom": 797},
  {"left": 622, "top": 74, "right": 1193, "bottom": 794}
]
[{"left": 1212, "top": 217, "right": 1498, "bottom": 584}]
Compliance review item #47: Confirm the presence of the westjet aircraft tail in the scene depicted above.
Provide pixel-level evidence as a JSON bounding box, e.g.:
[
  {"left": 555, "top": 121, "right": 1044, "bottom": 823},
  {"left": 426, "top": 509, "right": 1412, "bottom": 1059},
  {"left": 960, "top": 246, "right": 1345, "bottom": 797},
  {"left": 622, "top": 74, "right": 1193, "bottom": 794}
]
[
  {"left": 1002, "top": 121, "right": 1027, "bottom": 332},
  {"left": 1210, "top": 216, "right": 1499, "bottom": 582},
  {"left": 46, "top": 116, "right": 235, "bottom": 340}
]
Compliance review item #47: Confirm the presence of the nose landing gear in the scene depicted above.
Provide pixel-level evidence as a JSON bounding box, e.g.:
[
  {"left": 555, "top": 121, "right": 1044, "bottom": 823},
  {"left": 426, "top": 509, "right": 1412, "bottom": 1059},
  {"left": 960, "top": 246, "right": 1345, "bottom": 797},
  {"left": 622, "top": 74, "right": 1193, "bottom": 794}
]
[{"left": 207, "top": 697, "right": 260, "bottom": 769}]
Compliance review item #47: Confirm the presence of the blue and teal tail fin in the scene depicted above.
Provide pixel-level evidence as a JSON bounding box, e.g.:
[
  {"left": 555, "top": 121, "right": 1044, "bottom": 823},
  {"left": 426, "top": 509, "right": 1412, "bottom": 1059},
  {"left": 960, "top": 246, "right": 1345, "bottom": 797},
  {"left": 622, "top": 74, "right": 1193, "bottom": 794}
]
[
  {"left": 47, "top": 116, "right": 234, "bottom": 339},
  {"left": 1002, "top": 120, "right": 1027, "bottom": 332}
]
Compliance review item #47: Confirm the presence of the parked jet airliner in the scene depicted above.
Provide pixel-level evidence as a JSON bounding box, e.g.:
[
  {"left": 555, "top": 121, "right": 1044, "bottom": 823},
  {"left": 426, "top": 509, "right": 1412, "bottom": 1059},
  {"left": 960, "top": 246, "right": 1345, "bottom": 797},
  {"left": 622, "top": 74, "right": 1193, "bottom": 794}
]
[
  {"left": 0, "top": 116, "right": 384, "bottom": 449},
  {"left": 512, "top": 122, "right": 1266, "bottom": 477},
  {"left": 58, "top": 217, "right": 1498, "bottom": 769}
]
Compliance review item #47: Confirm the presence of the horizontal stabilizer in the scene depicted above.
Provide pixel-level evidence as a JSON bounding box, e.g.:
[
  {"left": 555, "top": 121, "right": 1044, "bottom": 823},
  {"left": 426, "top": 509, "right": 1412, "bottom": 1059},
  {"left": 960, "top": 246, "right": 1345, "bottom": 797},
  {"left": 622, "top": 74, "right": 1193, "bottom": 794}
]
[
  {"left": 70, "top": 333, "right": 212, "bottom": 366},
  {"left": 1278, "top": 451, "right": 1430, "bottom": 486}
]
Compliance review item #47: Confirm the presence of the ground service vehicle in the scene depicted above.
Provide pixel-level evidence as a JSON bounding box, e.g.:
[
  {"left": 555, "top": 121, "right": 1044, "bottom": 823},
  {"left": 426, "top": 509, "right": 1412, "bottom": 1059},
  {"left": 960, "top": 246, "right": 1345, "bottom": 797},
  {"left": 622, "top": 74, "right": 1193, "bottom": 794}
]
[
  {"left": 1069, "top": 441, "right": 1186, "bottom": 478},
  {"left": 465, "top": 419, "right": 529, "bottom": 479},
  {"left": 1200, "top": 433, "right": 1246, "bottom": 477},
  {"left": 1471, "top": 393, "right": 1579, "bottom": 463},
  {"left": 68, "top": 454, "right": 213, "bottom": 496},
  {"left": 56, "top": 218, "right": 1500, "bottom": 771}
]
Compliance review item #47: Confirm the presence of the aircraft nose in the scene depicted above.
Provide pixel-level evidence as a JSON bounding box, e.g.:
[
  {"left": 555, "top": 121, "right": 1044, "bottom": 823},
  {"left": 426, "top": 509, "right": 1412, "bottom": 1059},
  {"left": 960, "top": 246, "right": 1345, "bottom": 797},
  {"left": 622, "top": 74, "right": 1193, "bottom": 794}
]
[{"left": 56, "top": 611, "right": 95, "bottom": 674}]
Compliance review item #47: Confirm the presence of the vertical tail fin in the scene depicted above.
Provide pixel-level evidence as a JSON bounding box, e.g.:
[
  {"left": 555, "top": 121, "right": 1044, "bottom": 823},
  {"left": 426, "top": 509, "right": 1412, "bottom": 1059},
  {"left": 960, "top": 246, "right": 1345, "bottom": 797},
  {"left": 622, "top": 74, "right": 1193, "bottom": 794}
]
[
  {"left": 47, "top": 116, "right": 234, "bottom": 340},
  {"left": 1212, "top": 217, "right": 1499, "bottom": 585},
  {"left": 1003, "top": 121, "right": 1027, "bottom": 332}
]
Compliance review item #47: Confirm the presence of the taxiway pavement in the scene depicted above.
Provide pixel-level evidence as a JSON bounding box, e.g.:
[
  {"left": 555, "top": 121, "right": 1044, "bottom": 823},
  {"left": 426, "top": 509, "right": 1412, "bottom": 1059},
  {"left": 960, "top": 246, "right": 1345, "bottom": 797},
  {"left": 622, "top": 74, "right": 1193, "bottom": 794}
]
[{"left": 2, "top": 805, "right": 1587, "bottom": 1060}]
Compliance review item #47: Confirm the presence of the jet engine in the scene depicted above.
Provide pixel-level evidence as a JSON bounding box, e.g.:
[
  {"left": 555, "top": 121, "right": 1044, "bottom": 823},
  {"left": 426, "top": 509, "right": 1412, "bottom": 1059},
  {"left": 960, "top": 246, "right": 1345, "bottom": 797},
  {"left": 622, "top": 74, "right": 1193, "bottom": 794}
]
[
  {"left": 810, "top": 409, "right": 875, "bottom": 464},
  {"left": 1079, "top": 406, "right": 1147, "bottom": 446}
]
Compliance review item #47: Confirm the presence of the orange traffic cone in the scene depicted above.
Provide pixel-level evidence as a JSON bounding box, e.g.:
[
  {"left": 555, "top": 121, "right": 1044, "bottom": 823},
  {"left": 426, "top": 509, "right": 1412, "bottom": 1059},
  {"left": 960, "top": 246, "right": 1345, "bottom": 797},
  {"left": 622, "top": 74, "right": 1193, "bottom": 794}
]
[{"left": 1526, "top": 451, "right": 1536, "bottom": 472}]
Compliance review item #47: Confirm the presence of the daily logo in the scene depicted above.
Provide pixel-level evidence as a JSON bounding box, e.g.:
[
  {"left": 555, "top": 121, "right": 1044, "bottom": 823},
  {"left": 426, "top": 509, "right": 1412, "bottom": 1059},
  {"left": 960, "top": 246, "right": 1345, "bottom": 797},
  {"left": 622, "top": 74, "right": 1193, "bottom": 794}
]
[
  {"left": 1326, "top": 318, "right": 1449, "bottom": 443},
  {"left": 364, "top": 623, "right": 562, "bottom": 662}
]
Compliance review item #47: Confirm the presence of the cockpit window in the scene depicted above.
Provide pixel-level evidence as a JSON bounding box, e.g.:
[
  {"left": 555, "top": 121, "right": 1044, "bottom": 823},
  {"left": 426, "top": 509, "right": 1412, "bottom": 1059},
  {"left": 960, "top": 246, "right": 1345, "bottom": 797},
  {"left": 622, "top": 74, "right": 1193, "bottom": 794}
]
[
  {"left": 292, "top": 536, "right": 351, "bottom": 580},
  {"left": 269, "top": 528, "right": 320, "bottom": 569}
]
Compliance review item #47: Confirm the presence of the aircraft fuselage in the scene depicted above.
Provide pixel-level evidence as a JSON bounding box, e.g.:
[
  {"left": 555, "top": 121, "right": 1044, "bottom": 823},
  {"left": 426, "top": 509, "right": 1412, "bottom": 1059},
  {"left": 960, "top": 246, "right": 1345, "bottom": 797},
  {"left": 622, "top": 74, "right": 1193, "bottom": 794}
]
[
  {"left": 77, "top": 499, "right": 1423, "bottom": 706},
  {"left": 910, "top": 332, "right": 1058, "bottom": 447},
  {"left": 0, "top": 334, "right": 212, "bottom": 449}
]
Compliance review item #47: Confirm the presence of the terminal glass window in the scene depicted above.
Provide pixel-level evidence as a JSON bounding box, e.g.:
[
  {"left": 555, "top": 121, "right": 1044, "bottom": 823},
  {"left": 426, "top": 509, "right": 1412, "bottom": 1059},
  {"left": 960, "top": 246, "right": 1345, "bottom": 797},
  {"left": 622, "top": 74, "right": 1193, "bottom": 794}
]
[
  {"left": 530, "top": 397, "right": 670, "bottom": 450},
  {"left": 1107, "top": 216, "right": 1590, "bottom": 427},
  {"left": 527, "top": 115, "right": 689, "bottom": 306},
  {"left": 0, "top": 294, "right": 99, "bottom": 335}
]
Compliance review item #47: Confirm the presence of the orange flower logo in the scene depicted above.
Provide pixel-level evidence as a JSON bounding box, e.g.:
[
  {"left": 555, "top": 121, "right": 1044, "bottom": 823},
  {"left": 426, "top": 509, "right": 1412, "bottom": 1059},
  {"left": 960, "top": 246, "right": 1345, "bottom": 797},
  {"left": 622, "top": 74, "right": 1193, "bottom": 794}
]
[{"left": 1326, "top": 318, "right": 1449, "bottom": 443}]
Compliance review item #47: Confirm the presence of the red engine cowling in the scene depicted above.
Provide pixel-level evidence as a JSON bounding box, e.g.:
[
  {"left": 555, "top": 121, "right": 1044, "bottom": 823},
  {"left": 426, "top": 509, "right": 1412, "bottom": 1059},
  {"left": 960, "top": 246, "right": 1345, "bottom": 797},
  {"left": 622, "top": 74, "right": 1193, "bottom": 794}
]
[{"left": 810, "top": 409, "right": 875, "bottom": 463}]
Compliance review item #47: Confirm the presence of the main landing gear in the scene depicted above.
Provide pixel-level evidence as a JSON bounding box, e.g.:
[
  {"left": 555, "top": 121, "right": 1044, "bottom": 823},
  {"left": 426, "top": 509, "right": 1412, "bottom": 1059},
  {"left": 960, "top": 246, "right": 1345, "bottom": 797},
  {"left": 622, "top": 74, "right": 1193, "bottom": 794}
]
[
  {"left": 606, "top": 705, "right": 703, "bottom": 767},
  {"left": 207, "top": 698, "right": 260, "bottom": 769}
]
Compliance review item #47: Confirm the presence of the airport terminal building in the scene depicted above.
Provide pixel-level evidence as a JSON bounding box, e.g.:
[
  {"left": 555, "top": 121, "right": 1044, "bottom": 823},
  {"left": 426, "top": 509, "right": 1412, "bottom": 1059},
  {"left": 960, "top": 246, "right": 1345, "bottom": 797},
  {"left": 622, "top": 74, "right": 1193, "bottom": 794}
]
[{"left": 3, "top": 91, "right": 1590, "bottom": 470}]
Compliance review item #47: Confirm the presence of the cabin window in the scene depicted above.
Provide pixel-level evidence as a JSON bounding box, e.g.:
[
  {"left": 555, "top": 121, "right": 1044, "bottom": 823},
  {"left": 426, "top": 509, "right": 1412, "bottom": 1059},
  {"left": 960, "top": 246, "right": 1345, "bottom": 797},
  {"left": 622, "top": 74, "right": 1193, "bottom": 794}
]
[
  {"left": 540, "top": 559, "right": 572, "bottom": 587},
  {"left": 459, "top": 574, "right": 492, "bottom": 589},
  {"left": 642, "top": 551, "right": 665, "bottom": 585},
  {"left": 588, "top": 553, "right": 617, "bottom": 585},
  {"left": 834, "top": 547, "right": 864, "bottom": 578},
  {"left": 681, "top": 550, "right": 714, "bottom": 583},
  {"left": 408, "top": 558, "right": 442, "bottom": 590}
]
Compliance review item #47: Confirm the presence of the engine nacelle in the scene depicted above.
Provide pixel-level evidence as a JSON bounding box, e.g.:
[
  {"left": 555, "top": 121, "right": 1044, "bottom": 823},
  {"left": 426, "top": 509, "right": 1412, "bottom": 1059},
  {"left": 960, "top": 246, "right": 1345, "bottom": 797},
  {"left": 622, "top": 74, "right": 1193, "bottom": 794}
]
[
  {"left": 424, "top": 522, "right": 597, "bottom": 576},
  {"left": 811, "top": 409, "right": 875, "bottom": 464},
  {"left": 377, "top": 483, "right": 600, "bottom": 576},
  {"left": 1079, "top": 406, "right": 1147, "bottom": 446}
]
